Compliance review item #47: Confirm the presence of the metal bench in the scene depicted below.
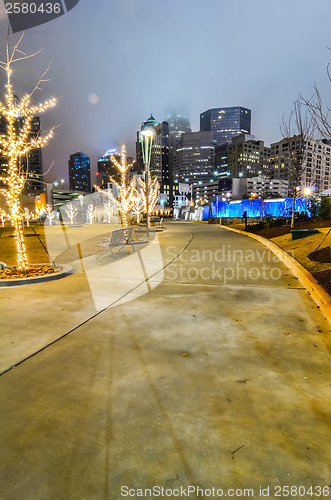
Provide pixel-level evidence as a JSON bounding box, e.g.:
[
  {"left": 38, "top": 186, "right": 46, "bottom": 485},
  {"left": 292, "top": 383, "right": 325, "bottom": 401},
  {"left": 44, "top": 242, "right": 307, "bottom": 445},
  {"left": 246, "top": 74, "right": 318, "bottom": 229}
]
[
  {"left": 136, "top": 216, "right": 164, "bottom": 233},
  {"left": 97, "top": 226, "right": 146, "bottom": 258}
]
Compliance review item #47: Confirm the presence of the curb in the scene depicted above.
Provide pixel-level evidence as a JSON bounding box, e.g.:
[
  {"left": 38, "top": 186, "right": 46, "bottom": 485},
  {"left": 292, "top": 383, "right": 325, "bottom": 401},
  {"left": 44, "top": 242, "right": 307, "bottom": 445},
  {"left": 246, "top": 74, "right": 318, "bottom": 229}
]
[
  {"left": 0, "top": 264, "right": 74, "bottom": 287},
  {"left": 220, "top": 225, "right": 331, "bottom": 326}
]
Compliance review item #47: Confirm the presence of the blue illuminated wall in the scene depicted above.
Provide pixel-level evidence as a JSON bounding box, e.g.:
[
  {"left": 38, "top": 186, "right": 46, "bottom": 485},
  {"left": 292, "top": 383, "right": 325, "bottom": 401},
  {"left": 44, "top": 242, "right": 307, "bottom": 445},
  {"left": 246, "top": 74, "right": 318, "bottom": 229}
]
[{"left": 202, "top": 197, "right": 310, "bottom": 220}]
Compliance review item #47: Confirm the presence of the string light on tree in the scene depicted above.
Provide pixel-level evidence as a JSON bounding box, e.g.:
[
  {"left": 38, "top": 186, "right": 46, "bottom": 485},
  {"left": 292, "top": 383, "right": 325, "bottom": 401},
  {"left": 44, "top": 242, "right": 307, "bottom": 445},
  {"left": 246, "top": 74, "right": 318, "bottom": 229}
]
[
  {"left": 0, "top": 34, "right": 56, "bottom": 271},
  {"left": 23, "top": 207, "right": 33, "bottom": 226},
  {"left": 66, "top": 203, "right": 78, "bottom": 225},
  {"left": 131, "top": 195, "right": 144, "bottom": 224},
  {"left": 137, "top": 176, "right": 160, "bottom": 216},
  {"left": 95, "top": 145, "right": 135, "bottom": 236},
  {"left": 0, "top": 208, "right": 8, "bottom": 227},
  {"left": 87, "top": 204, "right": 97, "bottom": 224},
  {"left": 104, "top": 201, "right": 113, "bottom": 224},
  {"left": 45, "top": 204, "right": 55, "bottom": 225}
]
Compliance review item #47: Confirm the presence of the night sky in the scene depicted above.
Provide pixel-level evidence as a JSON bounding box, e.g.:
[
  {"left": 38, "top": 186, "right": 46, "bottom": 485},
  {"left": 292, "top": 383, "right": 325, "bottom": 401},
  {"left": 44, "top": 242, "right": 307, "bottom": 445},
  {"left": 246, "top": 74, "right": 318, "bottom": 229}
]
[{"left": 0, "top": 0, "right": 330, "bottom": 186}]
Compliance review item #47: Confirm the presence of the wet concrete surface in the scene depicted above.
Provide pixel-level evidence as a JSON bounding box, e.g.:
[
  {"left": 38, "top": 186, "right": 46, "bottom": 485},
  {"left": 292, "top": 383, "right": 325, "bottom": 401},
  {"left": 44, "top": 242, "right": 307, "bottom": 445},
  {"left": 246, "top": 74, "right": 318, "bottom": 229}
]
[{"left": 0, "top": 222, "right": 330, "bottom": 499}]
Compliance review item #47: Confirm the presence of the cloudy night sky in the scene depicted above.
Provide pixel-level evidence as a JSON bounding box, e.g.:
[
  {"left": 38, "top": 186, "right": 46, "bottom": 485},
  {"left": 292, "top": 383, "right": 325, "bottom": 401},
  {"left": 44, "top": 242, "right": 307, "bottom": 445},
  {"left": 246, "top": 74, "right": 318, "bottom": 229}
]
[{"left": 0, "top": 0, "right": 330, "bottom": 186}]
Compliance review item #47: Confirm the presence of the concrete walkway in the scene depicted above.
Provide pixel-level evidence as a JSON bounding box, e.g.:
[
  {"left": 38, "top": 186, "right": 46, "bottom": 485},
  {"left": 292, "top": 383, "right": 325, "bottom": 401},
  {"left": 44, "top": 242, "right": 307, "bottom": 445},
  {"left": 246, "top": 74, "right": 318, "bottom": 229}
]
[{"left": 0, "top": 222, "right": 330, "bottom": 500}]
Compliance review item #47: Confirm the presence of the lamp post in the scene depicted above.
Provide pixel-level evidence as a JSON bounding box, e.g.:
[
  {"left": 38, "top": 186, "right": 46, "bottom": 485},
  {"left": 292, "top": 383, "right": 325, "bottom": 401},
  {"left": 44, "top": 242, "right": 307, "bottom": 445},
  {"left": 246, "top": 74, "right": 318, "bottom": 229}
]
[{"left": 140, "top": 129, "right": 154, "bottom": 236}]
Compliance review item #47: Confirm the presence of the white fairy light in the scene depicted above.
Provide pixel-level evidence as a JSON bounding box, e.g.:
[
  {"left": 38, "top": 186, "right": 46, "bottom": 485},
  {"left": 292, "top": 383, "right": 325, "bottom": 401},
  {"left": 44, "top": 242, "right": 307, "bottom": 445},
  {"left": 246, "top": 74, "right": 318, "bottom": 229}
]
[
  {"left": 87, "top": 204, "right": 97, "bottom": 224},
  {"left": 0, "top": 36, "right": 56, "bottom": 271},
  {"left": 66, "top": 204, "right": 78, "bottom": 225}
]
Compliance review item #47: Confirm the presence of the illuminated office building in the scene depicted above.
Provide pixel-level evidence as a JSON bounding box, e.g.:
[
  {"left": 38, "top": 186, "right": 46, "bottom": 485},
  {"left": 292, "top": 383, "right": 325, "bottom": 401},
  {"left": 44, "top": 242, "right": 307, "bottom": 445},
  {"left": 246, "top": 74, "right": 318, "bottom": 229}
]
[
  {"left": 200, "top": 106, "right": 251, "bottom": 145},
  {"left": 68, "top": 151, "right": 91, "bottom": 192},
  {"left": 173, "top": 131, "right": 216, "bottom": 185}
]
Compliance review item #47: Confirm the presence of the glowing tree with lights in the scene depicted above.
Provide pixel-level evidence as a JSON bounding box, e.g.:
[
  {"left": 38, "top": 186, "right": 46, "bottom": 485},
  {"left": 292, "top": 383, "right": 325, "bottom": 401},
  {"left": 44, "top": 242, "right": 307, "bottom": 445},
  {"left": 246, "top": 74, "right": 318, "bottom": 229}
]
[
  {"left": 45, "top": 204, "right": 55, "bottom": 225},
  {"left": 137, "top": 176, "right": 160, "bottom": 216},
  {"left": 95, "top": 145, "right": 135, "bottom": 230},
  {"left": 23, "top": 207, "right": 32, "bottom": 226},
  {"left": 104, "top": 201, "right": 113, "bottom": 223},
  {"left": 87, "top": 204, "right": 97, "bottom": 224},
  {"left": 131, "top": 195, "right": 144, "bottom": 224},
  {"left": 0, "top": 208, "right": 8, "bottom": 227},
  {"left": 0, "top": 35, "right": 56, "bottom": 271},
  {"left": 66, "top": 204, "right": 78, "bottom": 225}
]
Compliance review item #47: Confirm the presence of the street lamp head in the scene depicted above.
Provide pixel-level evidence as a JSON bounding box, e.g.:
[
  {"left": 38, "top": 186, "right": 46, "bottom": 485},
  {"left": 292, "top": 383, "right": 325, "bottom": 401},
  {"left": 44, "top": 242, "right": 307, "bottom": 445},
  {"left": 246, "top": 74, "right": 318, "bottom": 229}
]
[
  {"left": 140, "top": 129, "right": 154, "bottom": 138},
  {"left": 140, "top": 129, "right": 154, "bottom": 166},
  {"left": 303, "top": 187, "right": 311, "bottom": 196}
]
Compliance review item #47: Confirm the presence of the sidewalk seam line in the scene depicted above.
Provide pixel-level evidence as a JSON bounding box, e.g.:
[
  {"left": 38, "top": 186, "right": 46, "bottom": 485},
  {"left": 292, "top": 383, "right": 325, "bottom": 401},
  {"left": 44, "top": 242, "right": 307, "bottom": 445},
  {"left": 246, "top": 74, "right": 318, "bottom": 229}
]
[{"left": 0, "top": 232, "right": 194, "bottom": 378}]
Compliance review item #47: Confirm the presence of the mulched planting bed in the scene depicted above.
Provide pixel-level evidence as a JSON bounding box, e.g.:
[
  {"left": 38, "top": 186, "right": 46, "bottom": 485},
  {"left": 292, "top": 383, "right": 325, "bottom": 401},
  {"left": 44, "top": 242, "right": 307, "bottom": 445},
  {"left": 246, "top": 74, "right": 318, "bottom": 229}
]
[
  {"left": 247, "top": 225, "right": 291, "bottom": 238},
  {"left": 246, "top": 219, "right": 331, "bottom": 240},
  {"left": 312, "top": 269, "right": 331, "bottom": 296},
  {"left": 0, "top": 265, "right": 57, "bottom": 280},
  {"left": 309, "top": 246, "right": 331, "bottom": 263},
  {"left": 231, "top": 219, "right": 331, "bottom": 298}
]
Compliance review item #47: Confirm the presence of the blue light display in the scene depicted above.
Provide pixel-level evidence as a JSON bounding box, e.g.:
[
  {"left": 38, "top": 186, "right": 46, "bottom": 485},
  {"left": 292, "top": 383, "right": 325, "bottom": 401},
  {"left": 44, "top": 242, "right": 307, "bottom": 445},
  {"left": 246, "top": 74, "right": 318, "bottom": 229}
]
[{"left": 202, "top": 197, "right": 311, "bottom": 221}]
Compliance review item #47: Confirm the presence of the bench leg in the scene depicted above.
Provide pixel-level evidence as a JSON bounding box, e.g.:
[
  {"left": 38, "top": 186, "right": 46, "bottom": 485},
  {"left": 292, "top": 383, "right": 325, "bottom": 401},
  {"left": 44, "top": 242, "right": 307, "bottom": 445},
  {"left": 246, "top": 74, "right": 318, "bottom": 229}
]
[{"left": 97, "top": 246, "right": 109, "bottom": 259}]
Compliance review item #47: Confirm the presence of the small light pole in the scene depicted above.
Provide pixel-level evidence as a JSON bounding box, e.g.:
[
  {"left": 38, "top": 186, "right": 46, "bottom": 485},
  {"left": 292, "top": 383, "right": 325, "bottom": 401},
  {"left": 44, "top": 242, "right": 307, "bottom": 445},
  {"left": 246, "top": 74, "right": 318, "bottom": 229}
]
[{"left": 140, "top": 129, "right": 154, "bottom": 236}]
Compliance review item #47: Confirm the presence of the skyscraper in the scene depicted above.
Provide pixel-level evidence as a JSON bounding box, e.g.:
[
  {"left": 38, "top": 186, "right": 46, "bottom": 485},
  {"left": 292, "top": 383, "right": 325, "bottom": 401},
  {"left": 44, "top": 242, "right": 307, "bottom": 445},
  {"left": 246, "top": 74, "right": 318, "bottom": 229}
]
[
  {"left": 200, "top": 106, "right": 251, "bottom": 145},
  {"left": 214, "top": 134, "right": 270, "bottom": 179},
  {"left": 68, "top": 152, "right": 91, "bottom": 192},
  {"left": 166, "top": 113, "right": 192, "bottom": 158},
  {"left": 136, "top": 115, "right": 171, "bottom": 204},
  {"left": 173, "top": 131, "right": 216, "bottom": 184},
  {"left": 270, "top": 136, "right": 331, "bottom": 194}
]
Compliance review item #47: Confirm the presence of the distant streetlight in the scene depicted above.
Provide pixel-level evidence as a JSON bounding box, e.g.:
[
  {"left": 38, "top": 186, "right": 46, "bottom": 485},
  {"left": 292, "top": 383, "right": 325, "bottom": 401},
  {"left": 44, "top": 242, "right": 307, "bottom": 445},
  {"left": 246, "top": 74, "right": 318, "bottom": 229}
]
[
  {"left": 53, "top": 178, "right": 65, "bottom": 188},
  {"left": 140, "top": 129, "right": 154, "bottom": 236},
  {"left": 46, "top": 179, "right": 65, "bottom": 208}
]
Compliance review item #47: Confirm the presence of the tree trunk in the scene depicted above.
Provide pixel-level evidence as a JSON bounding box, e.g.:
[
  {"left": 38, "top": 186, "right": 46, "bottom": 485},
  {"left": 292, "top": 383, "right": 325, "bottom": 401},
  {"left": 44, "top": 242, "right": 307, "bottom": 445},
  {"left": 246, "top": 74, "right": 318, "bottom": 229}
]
[
  {"left": 291, "top": 190, "right": 297, "bottom": 229},
  {"left": 13, "top": 219, "right": 28, "bottom": 272},
  {"left": 121, "top": 213, "right": 129, "bottom": 243},
  {"left": 9, "top": 178, "right": 29, "bottom": 271}
]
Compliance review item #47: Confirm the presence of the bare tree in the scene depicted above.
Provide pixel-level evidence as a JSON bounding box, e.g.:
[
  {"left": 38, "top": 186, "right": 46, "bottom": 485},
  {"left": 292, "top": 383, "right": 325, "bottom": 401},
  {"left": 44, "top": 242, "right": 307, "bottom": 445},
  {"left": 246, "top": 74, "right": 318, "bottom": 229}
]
[
  {"left": 95, "top": 145, "right": 135, "bottom": 231},
  {"left": 0, "top": 34, "right": 56, "bottom": 271},
  {"left": 131, "top": 195, "right": 144, "bottom": 224},
  {"left": 45, "top": 204, "right": 55, "bottom": 225},
  {"left": 280, "top": 100, "right": 313, "bottom": 228},
  {"left": 136, "top": 177, "right": 160, "bottom": 217},
  {"left": 103, "top": 201, "right": 113, "bottom": 224},
  {"left": 300, "top": 57, "right": 331, "bottom": 139},
  {"left": 66, "top": 204, "right": 78, "bottom": 225},
  {"left": 86, "top": 204, "right": 97, "bottom": 224}
]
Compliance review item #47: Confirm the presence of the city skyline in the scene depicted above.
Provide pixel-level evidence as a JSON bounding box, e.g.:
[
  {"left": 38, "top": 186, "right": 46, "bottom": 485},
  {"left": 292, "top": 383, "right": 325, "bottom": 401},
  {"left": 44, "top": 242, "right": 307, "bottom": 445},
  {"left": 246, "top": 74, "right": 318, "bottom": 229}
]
[{"left": 0, "top": 0, "right": 330, "bottom": 186}]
